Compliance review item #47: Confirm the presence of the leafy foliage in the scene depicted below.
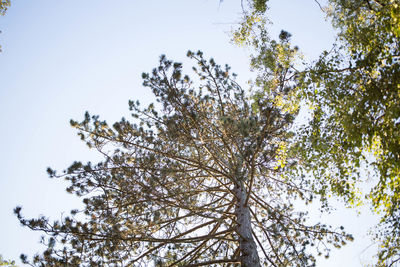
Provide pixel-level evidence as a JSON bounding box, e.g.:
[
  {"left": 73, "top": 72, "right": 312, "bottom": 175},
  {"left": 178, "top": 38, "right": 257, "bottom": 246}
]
[
  {"left": 0, "top": 0, "right": 10, "bottom": 16},
  {"left": 0, "top": 255, "right": 18, "bottom": 267},
  {"left": 16, "top": 51, "right": 352, "bottom": 266},
  {"left": 232, "top": 0, "right": 400, "bottom": 265},
  {"left": 299, "top": 1, "right": 400, "bottom": 265}
]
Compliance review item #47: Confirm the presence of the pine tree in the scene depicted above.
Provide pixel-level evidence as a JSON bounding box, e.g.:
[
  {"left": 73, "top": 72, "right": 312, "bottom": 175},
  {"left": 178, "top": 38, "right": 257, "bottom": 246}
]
[{"left": 15, "top": 51, "right": 351, "bottom": 266}]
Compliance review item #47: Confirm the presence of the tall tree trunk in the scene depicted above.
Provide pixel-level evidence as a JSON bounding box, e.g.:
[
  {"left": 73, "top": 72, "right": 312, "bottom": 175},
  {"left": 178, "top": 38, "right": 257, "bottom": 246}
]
[{"left": 234, "top": 182, "right": 261, "bottom": 267}]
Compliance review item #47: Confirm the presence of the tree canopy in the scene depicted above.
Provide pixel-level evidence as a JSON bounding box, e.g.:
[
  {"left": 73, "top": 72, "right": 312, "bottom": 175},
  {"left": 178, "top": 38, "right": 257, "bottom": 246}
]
[
  {"left": 233, "top": 0, "right": 400, "bottom": 265},
  {"left": 15, "top": 51, "right": 352, "bottom": 266}
]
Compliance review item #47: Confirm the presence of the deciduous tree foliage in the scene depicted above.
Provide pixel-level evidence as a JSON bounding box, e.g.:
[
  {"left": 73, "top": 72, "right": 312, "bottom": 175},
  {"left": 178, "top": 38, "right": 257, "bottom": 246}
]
[
  {"left": 233, "top": 0, "right": 400, "bottom": 265},
  {"left": 0, "top": 0, "right": 10, "bottom": 16},
  {"left": 15, "top": 51, "right": 351, "bottom": 266},
  {"left": 301, "top": 2, "right": 400, "bottom": 265},
  {"left": 0, "top": 254, "right": 18, "bottom": 267}
]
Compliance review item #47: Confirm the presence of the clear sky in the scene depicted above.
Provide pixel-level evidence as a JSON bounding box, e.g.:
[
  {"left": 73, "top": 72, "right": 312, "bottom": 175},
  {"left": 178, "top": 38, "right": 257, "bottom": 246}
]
[{"left": 0, "top": 1, "right": 380, "bottom": 266}]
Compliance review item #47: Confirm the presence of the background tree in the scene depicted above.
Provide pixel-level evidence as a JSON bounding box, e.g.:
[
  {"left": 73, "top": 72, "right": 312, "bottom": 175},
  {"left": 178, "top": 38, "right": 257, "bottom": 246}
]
[
  {"left": 232, "top": 0, "right": 400, "bottom": 265},
  {"left": 15, "top": 51, "right": 351, "bottom": 266}
]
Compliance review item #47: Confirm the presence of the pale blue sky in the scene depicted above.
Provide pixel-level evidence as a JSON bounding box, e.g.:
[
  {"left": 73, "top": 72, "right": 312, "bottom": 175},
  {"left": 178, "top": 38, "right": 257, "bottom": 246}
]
[{"left": 0, "top": 1, "right": 379, "bottom": 266}]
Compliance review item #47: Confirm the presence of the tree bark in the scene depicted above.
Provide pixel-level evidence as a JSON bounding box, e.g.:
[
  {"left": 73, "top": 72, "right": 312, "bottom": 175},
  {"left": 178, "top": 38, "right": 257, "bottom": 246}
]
[{"left": 234, "top": 181, "right": 261, "bottom": 267}]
